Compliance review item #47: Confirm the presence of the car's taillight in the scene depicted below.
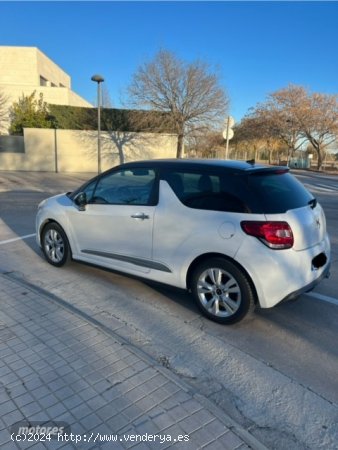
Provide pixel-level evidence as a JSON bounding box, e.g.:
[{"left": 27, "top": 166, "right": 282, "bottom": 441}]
[{"left": 241, "top": 221, "right": 294, "bottom": 249}]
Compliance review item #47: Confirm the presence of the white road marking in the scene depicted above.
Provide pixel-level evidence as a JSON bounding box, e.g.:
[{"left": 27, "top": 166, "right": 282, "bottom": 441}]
[
  {"left": 0, "top": 233, "right": 36, "bottom": 245},
  {"left": 305, "top": 184, "right": 334, "bottom": 193},
  {"left": 306, "top": 292, "right": 338, "bottom": 307}
]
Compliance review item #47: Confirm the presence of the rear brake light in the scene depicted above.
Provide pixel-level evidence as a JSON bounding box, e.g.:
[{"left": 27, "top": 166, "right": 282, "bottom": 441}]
[{"left": 241, "top": 221, "right": 294, "bottom": 249}]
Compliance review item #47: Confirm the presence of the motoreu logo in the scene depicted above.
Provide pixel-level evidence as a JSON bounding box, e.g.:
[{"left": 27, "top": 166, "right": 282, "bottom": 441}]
[{"left": 11, "top": 421, "right": 70, "bottom": 439}]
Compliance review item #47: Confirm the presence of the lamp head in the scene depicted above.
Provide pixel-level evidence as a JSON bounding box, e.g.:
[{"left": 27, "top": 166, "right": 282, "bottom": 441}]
[{"left": 91, "top": 74, "right": 104, "bottom": 83}]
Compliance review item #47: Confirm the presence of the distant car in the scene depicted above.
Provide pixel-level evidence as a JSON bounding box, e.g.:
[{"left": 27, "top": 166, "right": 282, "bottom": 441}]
[{"left": 36, "top": 159, "right": 330, "bottom": 324}]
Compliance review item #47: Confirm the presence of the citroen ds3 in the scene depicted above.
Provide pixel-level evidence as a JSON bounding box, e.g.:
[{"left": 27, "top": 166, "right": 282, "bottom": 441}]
[{"left": 36, "top": 159, "right": 330, "bottom": 324}]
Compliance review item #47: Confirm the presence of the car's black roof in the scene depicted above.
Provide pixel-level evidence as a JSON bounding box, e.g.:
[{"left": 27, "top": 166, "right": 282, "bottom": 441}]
[
  {"left": 70, "top": 158, "right": 290, "bottom": 200},
  {"left": 118, "top": 158, "right": 289, "bottom": 174}
]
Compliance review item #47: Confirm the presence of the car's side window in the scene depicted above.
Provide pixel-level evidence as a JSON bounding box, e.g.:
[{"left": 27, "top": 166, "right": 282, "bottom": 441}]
[
  {"left": 81, "top": 180, "right": 97, "bottom": 203},
  {"left": 91, "top": 168, "right": 157, "bottom": 205},
  {"left": 165, "top": 172, "right": 219, "bottom": 198},
  {"left": 164, "top": 170, "right": 249, "bottom": 213}
]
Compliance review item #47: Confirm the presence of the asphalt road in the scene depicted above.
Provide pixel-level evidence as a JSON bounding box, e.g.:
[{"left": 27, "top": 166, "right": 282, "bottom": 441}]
[{"left": 0, "top": 169, "right": 337, "bottom": 450}]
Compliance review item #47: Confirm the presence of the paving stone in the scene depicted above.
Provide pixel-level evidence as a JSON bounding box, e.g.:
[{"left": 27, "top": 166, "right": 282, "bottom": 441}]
[
  {"left": 1, "top": 409, "right": 25, "bottom": 427},
  {"left": 217, "top": 430, "right": 247, "bottom": 449},
  {"left": 202, "top": 418, "right": 228, "bottom": 438},
  {"left": 148, "top": 406, "right": 166, "bottom": 420},
  {"left": 62, "top": 395, "right": 83, "bottom": 411},
  {"left": 77, "top": 387, "right": 97, "bottom": 402},
  {"left": 80, "top": 412, "right": 102, "bottom": 432},
  {"left": 0, "top": 273, "right": 257, "bottom": 450},
  {"left": 166, "top": 405, "right": 190, "bottom": 423},
  {"left": 70, "top": 403, "right": 93, "bottom": 421},
  {"left": 53, "top": 386, "right": 74, "bottom": 401},
  {"left": 38, "top": 393, "right": 59, "bottom": 409},
  {"left": 0, "top": 428, "right": 11, "bottom": 445},
  {"left": 107, "top": 413, "right": 131, "bottom": 433},
  {"left": 85, "top": 394, "right": 107, "bottom": 412},
  {"left": 1, "top": 400, "right": 17, "bottom": 415},
  {"left": 31, "top": 385, "right": 53, "bottom": 400},
  {"left": 5, "top": 383, "right": 26, "bottom": 399},
  {"left": 96, "top": 404, "right": 116, "bottom": 421},
  {"left": 152, "top": 411, "right": 177, "bottom": 431},
  {"left": 46, "top": 402, "right": 68, "bottom": 419}
]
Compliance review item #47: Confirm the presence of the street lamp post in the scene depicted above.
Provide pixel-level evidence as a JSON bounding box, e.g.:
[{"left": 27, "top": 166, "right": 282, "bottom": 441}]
[
  {"left": 91, "top": 74, "right": 104, "bottom": 174},
  {"left": 53, "top": 119, "right": 58, "bottom": 173}
]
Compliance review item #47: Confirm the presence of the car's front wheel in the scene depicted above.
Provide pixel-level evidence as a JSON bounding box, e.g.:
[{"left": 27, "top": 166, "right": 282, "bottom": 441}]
[
  {"left": 41, "top": 222, "right": 70, "bottom": 267},
  {"left": 191, "top": 257, "right": 256, "bottom": 324}
]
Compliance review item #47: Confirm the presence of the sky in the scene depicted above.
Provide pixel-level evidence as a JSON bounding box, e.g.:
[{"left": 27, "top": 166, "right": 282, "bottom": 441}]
[{"left": 1, "top": 1, "right": 337, "bottom": 123}]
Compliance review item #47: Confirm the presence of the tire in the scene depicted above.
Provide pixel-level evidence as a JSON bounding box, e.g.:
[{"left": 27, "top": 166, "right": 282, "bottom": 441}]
[
  {"left": 191, "top": 257, "right": 256, "bottom": 324},
  {"left": 41, "top": 222, "right": 71, "bottom": 267}
]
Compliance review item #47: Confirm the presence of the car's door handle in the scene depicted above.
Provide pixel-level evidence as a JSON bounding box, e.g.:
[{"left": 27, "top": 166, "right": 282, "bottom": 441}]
[{"left": 131, "top": 213, "right": 150, "bottom": 220}]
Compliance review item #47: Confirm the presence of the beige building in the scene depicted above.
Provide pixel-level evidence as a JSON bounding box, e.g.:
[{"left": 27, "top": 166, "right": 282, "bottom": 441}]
[
  {"left": 0, "top": 47, "right": 178, "bottom": 169},
  {"left": 0, "top": 46, "right": 92, "bottom": 131}
]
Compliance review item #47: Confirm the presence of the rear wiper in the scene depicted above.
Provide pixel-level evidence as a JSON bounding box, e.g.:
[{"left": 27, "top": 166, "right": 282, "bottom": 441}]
[{"left": 308, "top": 198, "right": 317, "bottom": 209}]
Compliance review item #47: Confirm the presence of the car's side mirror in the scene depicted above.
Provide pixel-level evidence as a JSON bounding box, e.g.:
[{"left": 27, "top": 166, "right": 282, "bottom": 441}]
[{"left": 73, "top": 192, "right": 87, "bottom": 211}]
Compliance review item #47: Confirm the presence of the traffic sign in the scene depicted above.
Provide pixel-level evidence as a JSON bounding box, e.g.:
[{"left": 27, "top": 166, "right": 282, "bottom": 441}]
[
  {"left": 225, "top": 116, "right": 235, "bottom": 128},
  {"left": 223, "top": 115, "right": 235, "bottom": 159},
  {"left": 222, "top": 128, "right": 234, "bottom": 140}
]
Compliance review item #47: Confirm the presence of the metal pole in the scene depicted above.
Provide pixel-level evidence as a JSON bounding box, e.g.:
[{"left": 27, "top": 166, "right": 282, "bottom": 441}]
[
  {"left": 54, "top": 127, "right": 58, "bottom": 173},
  {"left": 97, "top": 82, "right": 102, "bottom": 174},
  {"left": 225, "top": 116, "right": 230, "bottom": 160},
  {"left": 91, "top": 75, "right": 104, "bottom": 174}
]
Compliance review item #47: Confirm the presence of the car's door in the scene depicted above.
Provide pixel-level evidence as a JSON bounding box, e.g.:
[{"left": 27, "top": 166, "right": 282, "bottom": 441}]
[{"left": 68, "top": 167, "right": 157, "bottom": 273}]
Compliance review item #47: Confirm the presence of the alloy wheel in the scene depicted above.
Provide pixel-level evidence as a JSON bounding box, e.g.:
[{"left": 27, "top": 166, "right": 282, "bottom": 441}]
[{"left": 197, "top": 267, "right": 241, "bottom": 318}]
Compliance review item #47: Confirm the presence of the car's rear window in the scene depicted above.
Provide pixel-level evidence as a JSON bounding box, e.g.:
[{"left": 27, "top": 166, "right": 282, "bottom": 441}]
[
  {"left": 163, "top": 170, "right": 252, "bottom": 213},
  {"left": 247, "top": 171, "right": 314, "bottom": 214},
  {"left": 162, "top": 167, "right": 314, "bottom": 214}
]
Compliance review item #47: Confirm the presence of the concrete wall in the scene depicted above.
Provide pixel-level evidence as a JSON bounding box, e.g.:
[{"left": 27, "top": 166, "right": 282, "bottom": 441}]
[{"left": 0, "top": 128, "right": 178, "bottom": 172}]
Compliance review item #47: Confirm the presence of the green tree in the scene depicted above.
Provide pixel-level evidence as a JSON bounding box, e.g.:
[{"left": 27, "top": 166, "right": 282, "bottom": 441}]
[
  {"left": 9, "top": 91, "right": 53, "bottom": 135},
  {"left": 128, "top": 49, "right": 228, "bottom": 158}
]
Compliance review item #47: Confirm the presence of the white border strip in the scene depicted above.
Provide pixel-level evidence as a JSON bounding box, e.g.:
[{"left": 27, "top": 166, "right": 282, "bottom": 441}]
[
  {"left": 0, "top": 233, "right": 36, "bottom": 246},
  {"left": 306, "top": 292, "right": 338, "bottom": 307}
]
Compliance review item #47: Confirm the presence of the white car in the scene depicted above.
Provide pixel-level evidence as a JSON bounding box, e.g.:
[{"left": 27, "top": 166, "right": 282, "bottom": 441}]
[{"left": 36, "top": 159, "right": 331, "bottom": 324}]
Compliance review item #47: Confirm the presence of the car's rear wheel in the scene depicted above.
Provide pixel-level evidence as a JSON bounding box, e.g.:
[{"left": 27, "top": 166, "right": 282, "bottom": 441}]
[
  {"left": 191, "top": 257, "right": 256, "bottom": 324},
  {"left": 41, "top": 222, "right": 70, "bottom": 267}
]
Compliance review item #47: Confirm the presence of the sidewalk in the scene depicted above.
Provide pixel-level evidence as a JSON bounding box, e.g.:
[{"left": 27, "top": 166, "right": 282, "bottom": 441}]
[{"left": 0, "top": 272, "right": 266, "bottom": 450}]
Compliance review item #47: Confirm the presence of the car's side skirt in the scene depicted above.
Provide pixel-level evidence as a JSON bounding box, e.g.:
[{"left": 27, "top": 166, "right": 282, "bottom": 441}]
[{"left": 81, "top": 249, "right": 172, "bottom": 273}]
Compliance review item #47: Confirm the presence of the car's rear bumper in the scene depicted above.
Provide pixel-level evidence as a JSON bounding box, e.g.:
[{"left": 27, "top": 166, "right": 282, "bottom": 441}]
[
  {"left": 280, "top": 261, "right": 330, "bottom": 303},
  {"left": 235, "top": 234, "right": 331, "bottom": 309}
]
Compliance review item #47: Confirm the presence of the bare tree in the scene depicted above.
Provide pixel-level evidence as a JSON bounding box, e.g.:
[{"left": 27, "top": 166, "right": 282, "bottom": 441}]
[
  {"left": 234, "top": 113, "right": 286, "bottom": 164},
  {"left": 250, "top": 85, "right": 338, "bottom": 170},
  {"left": 186, "top": 130, "right": 225, "bottom": 158},
  {"left": 297, "top": 91, "right": 338, "bottom": 170},
  {"left": 250, "top": 86, "right": 308, "bottom": 161},
  {"left": 128, "top": 49, "right": 229, "bottom": 158},
  {"left": 0, "top": 89, "right": 9, "bottom": 134}
]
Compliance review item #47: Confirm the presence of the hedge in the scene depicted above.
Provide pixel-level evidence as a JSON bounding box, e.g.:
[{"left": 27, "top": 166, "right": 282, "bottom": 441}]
[{"left": 48, "top": 105, "right": 176, "bottom": 133}]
